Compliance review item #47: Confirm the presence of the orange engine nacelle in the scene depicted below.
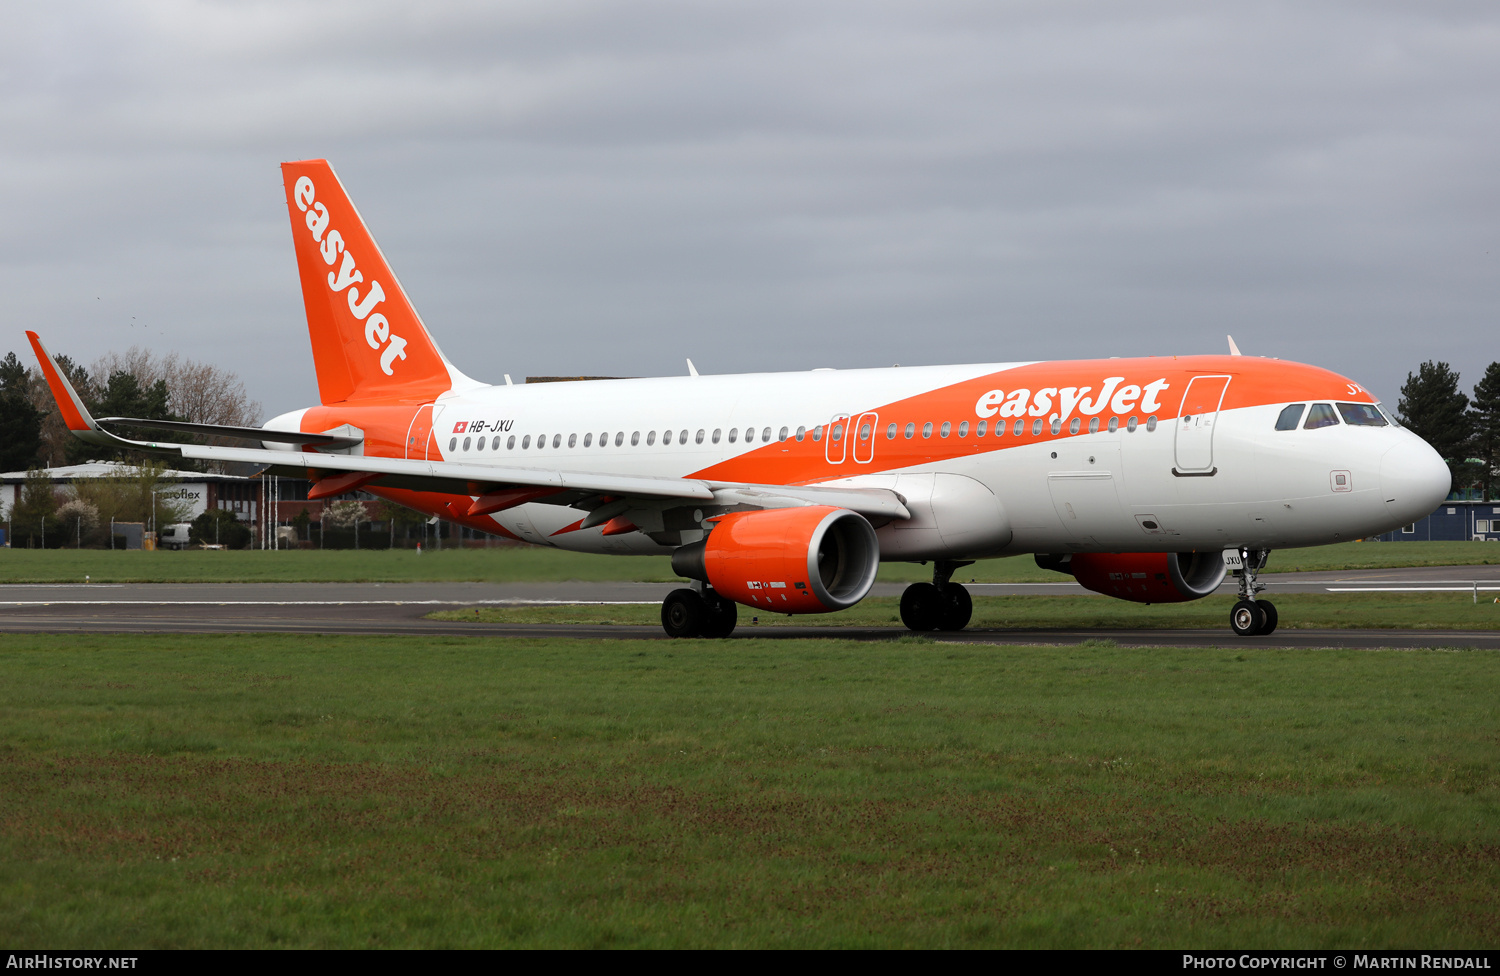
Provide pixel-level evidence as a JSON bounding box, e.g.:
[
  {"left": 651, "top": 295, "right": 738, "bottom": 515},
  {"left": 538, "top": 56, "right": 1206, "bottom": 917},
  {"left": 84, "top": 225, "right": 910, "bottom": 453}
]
[
  {"left": 1042, "top": 551, "right": 1228, "bottom": 604},
  {"left": 670, "top": 506, "right": 880, "bottom": 613}
]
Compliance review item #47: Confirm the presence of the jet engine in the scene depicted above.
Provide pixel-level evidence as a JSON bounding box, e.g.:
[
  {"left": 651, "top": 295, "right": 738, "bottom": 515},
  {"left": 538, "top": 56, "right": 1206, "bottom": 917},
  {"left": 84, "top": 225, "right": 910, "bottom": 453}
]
[
  {"left": 671, "top": 505, "right": 880, "bottom": 613},
  {"left": 1036, "top": 551, "right": 1227, "bottom": 604}
]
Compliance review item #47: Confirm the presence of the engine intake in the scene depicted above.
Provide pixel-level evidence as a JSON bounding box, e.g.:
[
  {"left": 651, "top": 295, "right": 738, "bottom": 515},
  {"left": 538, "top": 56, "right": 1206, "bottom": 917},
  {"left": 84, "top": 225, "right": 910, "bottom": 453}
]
[
  {"left": 672, "top": 506, "right": 880, "bottom": 613},
  {"left": 1037, "top": 551, "right": 1227, "bottom": 604}
]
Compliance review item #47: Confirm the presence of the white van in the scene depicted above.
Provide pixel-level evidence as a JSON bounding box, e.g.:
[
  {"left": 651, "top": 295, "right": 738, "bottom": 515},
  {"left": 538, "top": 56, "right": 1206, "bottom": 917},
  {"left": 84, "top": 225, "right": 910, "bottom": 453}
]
[{"left": 159, "top": 523, "right": 194, "bottom": 550}]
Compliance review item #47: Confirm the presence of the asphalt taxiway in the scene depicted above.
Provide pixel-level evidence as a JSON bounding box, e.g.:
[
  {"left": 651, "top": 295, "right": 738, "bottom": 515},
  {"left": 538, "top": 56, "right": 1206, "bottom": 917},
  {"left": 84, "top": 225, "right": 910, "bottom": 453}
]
[{"left": 1, "top": 564, "right": 1496, "bottom": 647}]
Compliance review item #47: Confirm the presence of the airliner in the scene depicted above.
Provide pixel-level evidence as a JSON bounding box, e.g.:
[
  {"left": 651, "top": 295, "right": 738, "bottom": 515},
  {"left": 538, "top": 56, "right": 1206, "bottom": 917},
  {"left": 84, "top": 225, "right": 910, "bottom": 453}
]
[{"left": 28, "top": 159, "right": 1452, "bottom": 638}]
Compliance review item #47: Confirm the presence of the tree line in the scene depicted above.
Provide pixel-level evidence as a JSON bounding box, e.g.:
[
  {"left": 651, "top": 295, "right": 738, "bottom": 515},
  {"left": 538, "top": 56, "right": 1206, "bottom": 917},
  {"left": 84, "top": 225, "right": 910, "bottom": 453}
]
[
  {"left": 1398, "top": 361, "right": 1500, "bottom": 501},
  {"left": 0, "top": 345, "right": 260, "bottom": 473}
]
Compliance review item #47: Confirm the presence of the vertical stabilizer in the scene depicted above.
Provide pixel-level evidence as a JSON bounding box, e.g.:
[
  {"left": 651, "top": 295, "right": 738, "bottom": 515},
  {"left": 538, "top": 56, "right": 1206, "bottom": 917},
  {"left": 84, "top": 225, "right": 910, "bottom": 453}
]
[{"left": 281, "top": 159, "right": 475, "bottom": 404}]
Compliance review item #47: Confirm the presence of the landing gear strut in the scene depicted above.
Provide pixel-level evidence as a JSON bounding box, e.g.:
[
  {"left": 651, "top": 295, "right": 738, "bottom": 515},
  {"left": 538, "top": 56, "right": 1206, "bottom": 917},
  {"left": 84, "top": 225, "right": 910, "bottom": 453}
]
[
  {"left": 661, "top": 584, "right": 738, "bottom": 638},
  {"left": 900, "top": 560, "right": 974, "bottom": 632},
  {"left": 1229, "top": 548, "right": 1277, "bottom": 637}
]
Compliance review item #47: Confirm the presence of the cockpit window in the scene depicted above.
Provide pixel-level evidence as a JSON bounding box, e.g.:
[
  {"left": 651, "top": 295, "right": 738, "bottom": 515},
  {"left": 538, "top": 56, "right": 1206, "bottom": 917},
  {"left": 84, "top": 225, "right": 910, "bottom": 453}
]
[
  {"left": 1376, "top": 401, "right": 1400, "bottom": 427},
  {"left": 1303, "top": 403, "right": 1339, "bottom": 430},
  {"left": 1275, "top": 404, "right": 1306, "bottom": 431},
  {"left": 1336, "top": 402, "right": 1388, "bottom": 427}
]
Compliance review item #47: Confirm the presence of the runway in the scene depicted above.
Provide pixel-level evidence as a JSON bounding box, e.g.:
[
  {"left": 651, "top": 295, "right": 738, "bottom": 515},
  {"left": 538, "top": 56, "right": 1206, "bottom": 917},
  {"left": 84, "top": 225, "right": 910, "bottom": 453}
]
[{"left": 1, "top": 565, "right": 1497, "bottom": 647}]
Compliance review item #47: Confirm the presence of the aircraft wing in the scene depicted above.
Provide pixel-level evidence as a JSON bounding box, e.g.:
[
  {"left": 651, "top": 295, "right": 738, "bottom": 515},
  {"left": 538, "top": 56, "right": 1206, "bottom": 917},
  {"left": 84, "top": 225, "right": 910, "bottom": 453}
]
[{"left": 26, "top": 331, "right": 909, "bottom": 522}]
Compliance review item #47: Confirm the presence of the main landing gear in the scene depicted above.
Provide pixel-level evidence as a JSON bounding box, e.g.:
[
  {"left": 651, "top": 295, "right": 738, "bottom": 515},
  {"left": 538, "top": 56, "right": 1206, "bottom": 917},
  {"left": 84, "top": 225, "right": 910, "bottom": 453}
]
[
  {"left": 900, "top": 560, "right": 974, "bottom": 632},
  {"left": 1229, "top": 548, "right": 1278, "bottom": 637},
  {"left": 661, "top": 585, "right": 738, "bottom": 639}
]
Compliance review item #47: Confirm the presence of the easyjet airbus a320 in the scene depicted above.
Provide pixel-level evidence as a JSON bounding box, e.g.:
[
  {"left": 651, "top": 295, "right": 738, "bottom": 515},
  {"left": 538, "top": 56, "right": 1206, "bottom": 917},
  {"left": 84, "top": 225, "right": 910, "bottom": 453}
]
[{"left": 30, "top": 159, "right": 1451, "bottom": 638}]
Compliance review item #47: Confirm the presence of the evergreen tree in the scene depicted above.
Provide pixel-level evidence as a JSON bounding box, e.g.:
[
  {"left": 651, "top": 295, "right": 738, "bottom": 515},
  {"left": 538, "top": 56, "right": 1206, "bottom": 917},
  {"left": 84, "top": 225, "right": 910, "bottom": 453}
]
[
  {"left": 1398, "top": 361, "right": 1471, "bottom": 496},
  {"left": 64, "top": 369, "right": 187, "bottom": 466},
  {"left": 0, "top": 352, "right": 42, "bottom": 471},
  {"left": 1469, "top": 361, "right": 1500, "bottom": 502}
]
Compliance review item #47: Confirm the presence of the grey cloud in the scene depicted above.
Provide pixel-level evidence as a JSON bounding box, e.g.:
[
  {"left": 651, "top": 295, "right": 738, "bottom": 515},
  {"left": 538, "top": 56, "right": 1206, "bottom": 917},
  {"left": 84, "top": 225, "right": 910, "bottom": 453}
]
[{"left": 1, "top": 1, "right": 1496, "bottom": 414}]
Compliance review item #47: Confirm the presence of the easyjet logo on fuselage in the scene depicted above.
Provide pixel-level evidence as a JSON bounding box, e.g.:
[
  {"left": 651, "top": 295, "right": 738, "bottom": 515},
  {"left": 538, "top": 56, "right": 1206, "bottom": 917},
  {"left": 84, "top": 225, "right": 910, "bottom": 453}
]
[
  {"left": 292, "top": 176, "right": 408, "bottom": 376},
  {"left": 973, "top": 376, "right": 1171, "bottom": 424}
]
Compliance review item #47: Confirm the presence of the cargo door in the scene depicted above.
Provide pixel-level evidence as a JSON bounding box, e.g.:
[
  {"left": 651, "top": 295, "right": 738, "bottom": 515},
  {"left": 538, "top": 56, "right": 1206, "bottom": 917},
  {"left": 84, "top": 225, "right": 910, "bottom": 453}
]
[
  {"left": 1174, "top": 375, "right": 1231, "bottom": 474},
  {"left": 1048, "top": 466, "right": 1127, "bottom": 546}
]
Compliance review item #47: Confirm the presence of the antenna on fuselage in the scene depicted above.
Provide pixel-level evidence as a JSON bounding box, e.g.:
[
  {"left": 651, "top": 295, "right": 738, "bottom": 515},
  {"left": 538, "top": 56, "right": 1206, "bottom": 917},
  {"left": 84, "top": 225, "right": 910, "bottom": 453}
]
[
  {"left": 686, "top": 359, "right": 700, "bottom": 377},
  {"left": 1227, "top": 335, "right": 1242, "bottom": 356}
]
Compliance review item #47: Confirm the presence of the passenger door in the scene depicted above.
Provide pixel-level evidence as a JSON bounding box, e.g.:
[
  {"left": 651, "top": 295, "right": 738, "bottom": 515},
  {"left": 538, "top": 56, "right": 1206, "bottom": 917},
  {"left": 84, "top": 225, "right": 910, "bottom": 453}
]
[{"left": 1174, "top": 375, "right": 1231, "bottom": 474}]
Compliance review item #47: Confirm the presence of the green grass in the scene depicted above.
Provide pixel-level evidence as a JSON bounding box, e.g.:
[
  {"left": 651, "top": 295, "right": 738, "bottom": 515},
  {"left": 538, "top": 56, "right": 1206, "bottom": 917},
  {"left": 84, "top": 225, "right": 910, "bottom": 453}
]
[
  {"left": 1, "top": 541, "right": 1496, "bottom": 585},
  {"left": 2, "top": 634, "right": 1497, "bottom": 948},
  {"left": 431, "top": 592, "right": 1500, "bottom": 630}
]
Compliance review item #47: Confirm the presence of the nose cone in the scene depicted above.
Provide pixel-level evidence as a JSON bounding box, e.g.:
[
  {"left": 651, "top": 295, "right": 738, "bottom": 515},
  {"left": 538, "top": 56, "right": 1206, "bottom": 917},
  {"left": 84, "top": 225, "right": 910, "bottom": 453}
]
[{"left": 1381, "top": 435, "right": 1451, "bottom": 526}]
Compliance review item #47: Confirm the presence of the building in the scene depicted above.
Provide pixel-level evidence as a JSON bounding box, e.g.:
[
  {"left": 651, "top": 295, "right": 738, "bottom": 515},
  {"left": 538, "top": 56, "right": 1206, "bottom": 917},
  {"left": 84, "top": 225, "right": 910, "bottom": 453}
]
[
  {"left": 1371, "top": 500, "right": 1500, "bottom": 542},
  {"left": 1, "top": 462, "right": 258, "bottom": 524}
]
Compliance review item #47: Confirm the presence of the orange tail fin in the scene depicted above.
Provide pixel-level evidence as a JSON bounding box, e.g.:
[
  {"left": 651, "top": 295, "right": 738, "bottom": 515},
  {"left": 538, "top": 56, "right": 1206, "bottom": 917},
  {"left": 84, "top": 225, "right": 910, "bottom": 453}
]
[{"left": 281, "top": 159, "right": 472, "bottom": 404}]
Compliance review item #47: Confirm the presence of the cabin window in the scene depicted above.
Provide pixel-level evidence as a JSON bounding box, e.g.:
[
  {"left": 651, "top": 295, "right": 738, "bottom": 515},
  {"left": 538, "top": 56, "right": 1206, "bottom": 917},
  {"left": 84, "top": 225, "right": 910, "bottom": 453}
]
[
  {"left": 939, "top": 421, "right": 951, "bottom": 438},
  {"left": 976, "top": 420, "right": 987, "bottom": 437},
  {"left": 464, "top": 436, "right": 474, "bottom": 451},
  {"left": 763, "top": 427, "right": 773, "bottom": 443},
  {"left": 727, "top": 428, "right": 737, "bottom": 443},
  {"left": 1107, "top": 417, "right": 1118, "bottom": 432},
  {"left": 1030, "top": 419, "right": 1041, "bottom": 435},
  {"left": 1337, "top": 402, "right": 1388, "bottom": 427},
  {"left": 508, "top": 435, "right": 517, "bottom": 449},
  {"left": 646, "top": 430, "right": 656, "bottom": 446},
  {"left": 493, "top": 436, "right": 501, "bottom": 450},
  {"left": 695, "top": 429, "right": 705, "bottom": 445},
  {"left": 630, "top": 431, "right": 639, "bottom": 446},
  {"left": 476, "top": 437, "right": 485, "bottom": 451},
  {"left": 886, "top": 423, "right": 897, "bottom": 439},
  {"left": 568, "top": 433, "right": 577, "bottom": 448},
  {"left": 449, "top": 437, "right": 457, "bottom": 451},
  {"left": 1304, "top": 403, "right": 1339, "bottom": 430},
  {"left": 796, "top": 426, "right": 807, "bottom": 441},
  {"left": 1146, "top": 416, "right": 1157, "bottom": 432},
  {"left": 1276, "top": 404, "right": 1306, "bottom": 430},
  {"left": 537, "top": 434, "right": 546, "bottom": 449},
  {"left": 905, "top": 422, "right": 915, "bottom": 439},
  {"left": 780, "top": 427, "right": 790, "bottom": 442},
  {"left": 712, "top": 429, "right": 721, "bottom": 444},
  {"left": 1069, "top": 418, "right": 1081, "bottom": 434},
  {"left": 663, "top": 430, "right": 672, "bottom": 445},
  {"left": 830, "top": 424, "right": 842, "bottom": 442},
  {"left": 583, "top": 433, "right": 592, "bottom": 447},
  {"left": 1126, "top": 417, "right": 1137, "bottom": 432},
  {"left": 1088, "top": 417, "right": 1099, "bottom": 434},
  {"left": 614, "top": 431, "right": 624, "bottom": 446},
  {"left": 553, "top": 434, "right": 562, "bottom": 448},
  {"left": 599, "top": 432, "right": 608, "bottom": 446},
  {"left": 679, "top": 430, "right": 688, "bottom": 444},
  {"left": 812, "top": 425, "right": 822, "bottom": 442},
  {"left": 958, "top": 421, "right": 969, "bottom": 437},
  {"left": 1051, "top": 419, "right": 1062, "bottom": 435},
  {"left": 522, "top": 435, "right": 532, "bottom": 449}
]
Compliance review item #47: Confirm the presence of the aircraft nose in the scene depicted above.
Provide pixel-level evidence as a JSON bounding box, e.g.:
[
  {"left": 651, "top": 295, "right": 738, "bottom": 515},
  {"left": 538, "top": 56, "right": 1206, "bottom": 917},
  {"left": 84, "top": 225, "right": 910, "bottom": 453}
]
[{"left": 1381, "top": 435, "right": 1451, "bottom": 526}]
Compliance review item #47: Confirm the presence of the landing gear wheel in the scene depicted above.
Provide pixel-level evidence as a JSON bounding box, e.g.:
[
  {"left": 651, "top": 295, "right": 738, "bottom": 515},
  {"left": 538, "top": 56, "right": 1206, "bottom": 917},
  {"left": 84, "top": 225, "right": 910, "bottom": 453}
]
[
  {"left": 662, "top": 588, "right": 707, "bottom": 638},
  {"left": 900, "top": 582, "right": 943, "bottom": 631},
  {"left": 1230, "top": 599, "right": 1266, "bottom": 637},
  {"left": 937, "top": 583, "right": 973, "bottom": 631},
  {"left": 701, "top": 592, "right": 738, "bottom": 638},
  {"left": 1256, "top": 599, "right": 1278, "bottom": 636}
]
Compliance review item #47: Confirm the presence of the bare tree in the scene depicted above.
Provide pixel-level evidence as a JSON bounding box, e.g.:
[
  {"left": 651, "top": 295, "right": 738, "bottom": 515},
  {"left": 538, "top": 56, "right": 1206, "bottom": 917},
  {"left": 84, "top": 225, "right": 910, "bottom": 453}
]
[{"left": 90, "top": 347, "right": 261, "bottom": 427}]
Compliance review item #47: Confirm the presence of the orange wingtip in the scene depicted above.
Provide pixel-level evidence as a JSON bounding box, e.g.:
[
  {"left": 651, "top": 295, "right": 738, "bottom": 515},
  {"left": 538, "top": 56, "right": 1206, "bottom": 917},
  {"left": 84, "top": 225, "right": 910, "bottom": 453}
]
[{"left": 25, "top": 331, "right": 95, "bottom": 433}]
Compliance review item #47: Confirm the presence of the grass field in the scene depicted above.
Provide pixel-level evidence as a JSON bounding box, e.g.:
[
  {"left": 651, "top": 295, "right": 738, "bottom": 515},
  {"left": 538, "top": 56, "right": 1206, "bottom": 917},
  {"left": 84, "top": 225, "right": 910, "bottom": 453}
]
[
  {"left": 0, "top": 540, "right": 1496, "bottom": 584},
  {"left": 2, "top": 634, "right": 1496, "bottom": 948},
  {"left": 431, "top": 592, "right": 1500, "bottom": 631}
]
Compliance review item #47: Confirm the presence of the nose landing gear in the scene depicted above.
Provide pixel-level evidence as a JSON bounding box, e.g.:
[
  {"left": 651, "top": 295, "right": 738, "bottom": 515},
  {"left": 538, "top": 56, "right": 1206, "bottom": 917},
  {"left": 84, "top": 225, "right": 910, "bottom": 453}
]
[
  {"left": 900, "top": 560, "right": 974, "bottom": 632},
  {"left": 1229, "top": 548, "right": 1277, "bottom": 637}
]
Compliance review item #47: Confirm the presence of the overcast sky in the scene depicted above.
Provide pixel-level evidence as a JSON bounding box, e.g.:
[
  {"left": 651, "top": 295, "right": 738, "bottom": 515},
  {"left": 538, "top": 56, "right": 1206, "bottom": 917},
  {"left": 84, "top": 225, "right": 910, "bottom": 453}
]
[{"left": 2, "top": 1, "right": 1496, "bottom": 418}]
